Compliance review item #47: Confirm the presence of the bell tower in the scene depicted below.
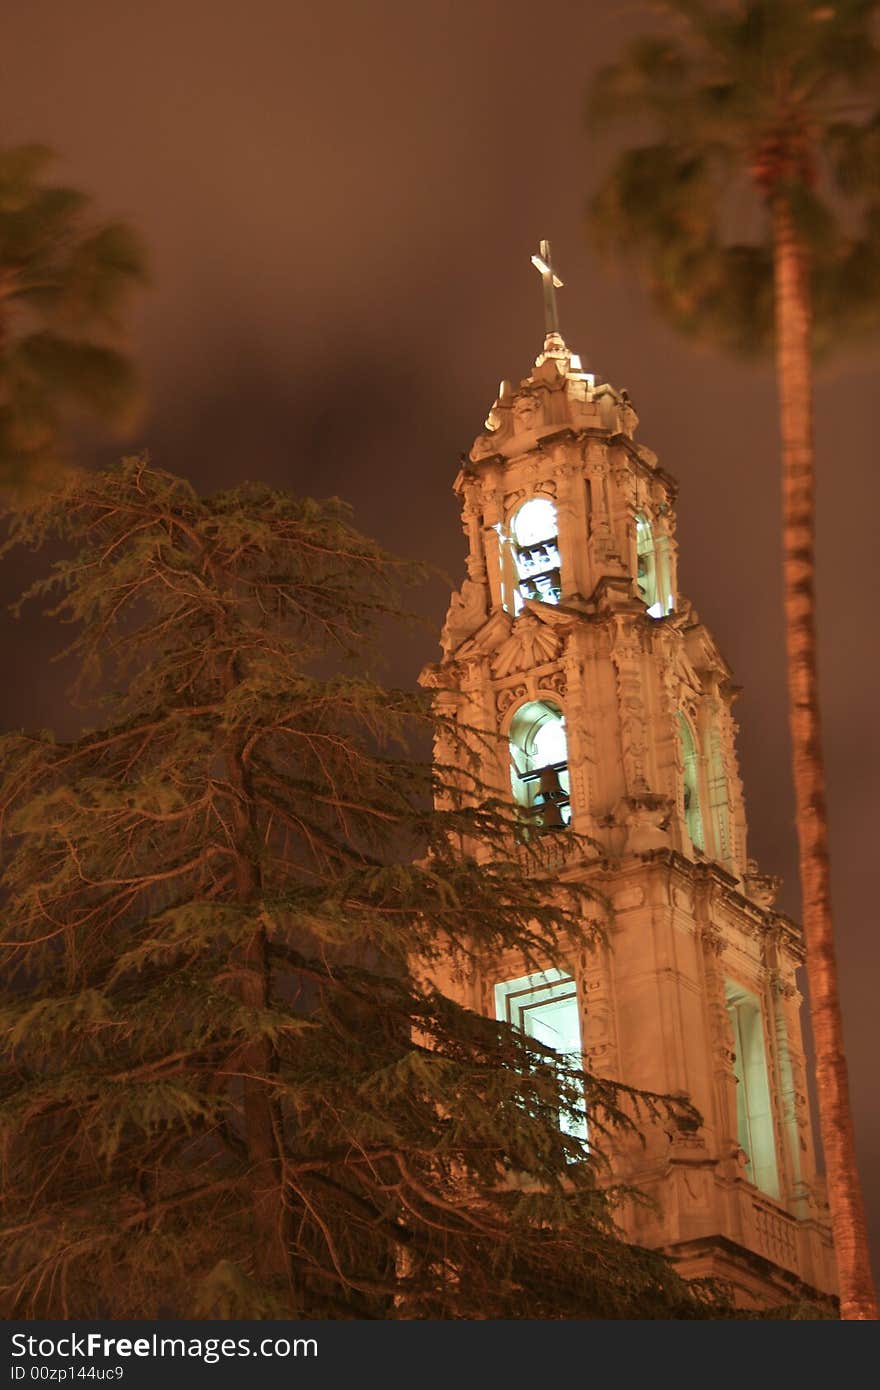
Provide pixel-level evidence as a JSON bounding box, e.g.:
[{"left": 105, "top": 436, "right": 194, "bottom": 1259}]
[{"left": 421, "top": 248, "right": 836, "bottom": 1306}]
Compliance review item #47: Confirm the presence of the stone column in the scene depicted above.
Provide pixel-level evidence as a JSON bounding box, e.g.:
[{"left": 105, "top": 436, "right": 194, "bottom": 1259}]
[
  {"left": 585, "top": 440, "right": 618, "bottom": 570},
  {"left": 694, "top": 891, "right": 741, "bottom": 1182}
]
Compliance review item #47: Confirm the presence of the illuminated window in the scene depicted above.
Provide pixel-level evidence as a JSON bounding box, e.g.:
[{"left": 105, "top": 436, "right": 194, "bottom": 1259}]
[
  {"left": 509, "top": 700, "right": 571, "bottom": 828},
  {"left": 707, "top": 719, "right": 732, "bottom": 865},
  {"left": 725, "top": 982, "right": 780, "bottom": 1199},
  {"left": 494, "top": 968, "right": 587, "bottom": 1143},
  {"left": 677, "top": 712, "right": 704, "bottom": 851},
  {"left": 506, "top": 497, "right": 561, "bottom": 612},
  {"left": 636, "top": 512, "right": 673, "bottom": 619}
]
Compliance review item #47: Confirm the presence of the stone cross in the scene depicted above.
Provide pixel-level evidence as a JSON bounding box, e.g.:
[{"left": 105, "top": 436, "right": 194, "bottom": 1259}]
[{"left": 530, "top": 239, "right": 563, "bottom": 336}]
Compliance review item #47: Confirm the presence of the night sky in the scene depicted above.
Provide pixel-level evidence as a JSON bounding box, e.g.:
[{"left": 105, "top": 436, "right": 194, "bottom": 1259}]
[{"left": 3, "top": 1, "right": 877, "bottom": 1283}]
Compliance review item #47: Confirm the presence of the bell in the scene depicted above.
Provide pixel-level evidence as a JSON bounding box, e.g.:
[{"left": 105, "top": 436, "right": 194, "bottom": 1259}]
[
  {"left": 536, "top": 764, "right": 566, "bottom": 829},
  {"left": 540, "top": 799, "right": 565, "bottom": 829},
  {"left": 538, "top": 765, "right": 563, "bottom": 799}
]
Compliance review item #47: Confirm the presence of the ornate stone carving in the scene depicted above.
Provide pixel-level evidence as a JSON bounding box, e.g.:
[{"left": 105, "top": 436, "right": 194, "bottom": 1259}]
[
  {"left": 511, "top": 390, "right": 543, "bottom": 433},
  {"left": 610, "top": 617, "right": 651, "bottom": 792},
  {"left": 619, "top": 709, "right": 649, "bottom": 791},
  {"left": 744, "top": 859, "right": 782, "bottom": 909},
  {"left": 698, "top": 923, "right": 726, "bottom": 956},
  {"left": 657, "top": 654, "right": 682, "bottom": 718},
  {"left": 595, "top": 388, "right": 621, "bottom": 433},
  {"left": 580, "top": 944, "right": 621, "bottom": 1078},
  {"left": 653, "top": 503, "right": 676, "bottom": 538},
  {"left": 440, "top": 577, "right": 488, "bottom": 657},
  {"left": 495, "top": 682, "right": 528, "bottom": 716},
  {"left": 472, "top": 428, "right": 506, "bottom": 460},
  {"left": 770, "top": 970, "right": 798, "bottom": 1001},
  {"left": 618, "top": 793, "right": 673, "bottom": 853},
  {"left": 513, "top": 832, "right": 578, "bottom": 876},
  {"left": 751, "top": 1201, "right": 799, "bottom": 1271},
  {"left": 491, "top": 615, "right": 561, "bottom": 677},
  {"left": 541, "top": 667, "right": 567, "bottom": 698},
  {"left": 418, "top": 662, "right": 448, "bottom": 692},
  {"left": 619, "top": 394, "right": 638, "bottom": 437}
]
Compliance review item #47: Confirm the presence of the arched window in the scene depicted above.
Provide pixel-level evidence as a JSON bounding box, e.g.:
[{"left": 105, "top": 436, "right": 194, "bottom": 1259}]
[
  {"left": 677, "top": 712, "right": 704, "bottom": 851},
  {"left": 707, "top": 719, "right": 733, "bottom": 866},
  {"left": 635, "top": 512, "right": 672, "bottom": 619},
  {"left": 507, "top": 497, "right": 561, "bottom": 612},
  {"left": 509, "top": 699, "right": 571, "bottom": 829}
]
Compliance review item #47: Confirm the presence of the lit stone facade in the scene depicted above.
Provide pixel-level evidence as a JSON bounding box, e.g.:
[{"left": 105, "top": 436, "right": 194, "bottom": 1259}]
[{"left": 421, "top": 330, "right": 836, "bottom": 1305}]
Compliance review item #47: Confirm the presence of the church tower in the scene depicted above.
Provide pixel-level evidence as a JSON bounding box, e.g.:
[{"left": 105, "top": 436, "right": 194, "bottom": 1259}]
[{"left": 421, "top": 245, "right": 836, "bottom": 1306}]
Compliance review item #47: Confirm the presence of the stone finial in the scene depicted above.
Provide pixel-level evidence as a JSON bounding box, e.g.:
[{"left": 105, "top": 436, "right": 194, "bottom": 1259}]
[
  {"left": 534, "top": 331, "right": 571, "bottom": 374},
  {"left": 618, "top": 792, "right": 674, "bottom": 854},
  {"left": 744, "top": 859, "right": 782, "bottom": 909}
]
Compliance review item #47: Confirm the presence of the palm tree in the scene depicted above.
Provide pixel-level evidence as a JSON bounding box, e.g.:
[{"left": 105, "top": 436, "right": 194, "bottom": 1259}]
[
  {"left": 587, "top": 0, "right": 879, "bottom": 1320},
  {"left": 0, "top": 144, "right": 146, "bottom": 491}
]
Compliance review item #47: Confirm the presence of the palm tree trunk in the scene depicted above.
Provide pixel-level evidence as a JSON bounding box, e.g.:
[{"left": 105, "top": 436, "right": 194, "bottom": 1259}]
[{"left": 772, "top": 192, "right": 877, "bottom": 1320}]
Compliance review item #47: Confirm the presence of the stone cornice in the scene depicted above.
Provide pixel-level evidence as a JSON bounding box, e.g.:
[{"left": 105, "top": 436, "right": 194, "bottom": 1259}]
[
  {"left": 588, "top": 573, "right": 642, "bottom": 613},
  {"left": 660, "top": 1235, "right": 834, "bottom": 1306},
  {"left": 643, "top": 849, "right": 806, "bottom": 955},
  {"left": 572, "top": 847, "right": 805, "bottom": 956},
  {"left": 457, "top": 428, "right": 679, "bottom": 494},
  {"left": 536, "top": 427, "right": 579, "bottom": 449},
  {"left": 454, "top": 451, "right": 507, "bottom": 486},
  {"left": 611, "top": 434, "right": 680, "bottom": 501}
]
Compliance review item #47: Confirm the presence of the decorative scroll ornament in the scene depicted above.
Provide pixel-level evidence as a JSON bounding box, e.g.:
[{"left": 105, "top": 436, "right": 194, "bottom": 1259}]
[
  {"left": 496, "top": 682, "right": 528, "bottom": 715},
  {"left": 541, "top": 667, "right": 567, "bottom": 698}
]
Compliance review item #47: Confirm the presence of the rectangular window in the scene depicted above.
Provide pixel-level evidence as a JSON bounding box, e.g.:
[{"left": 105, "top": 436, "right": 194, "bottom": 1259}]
[
  {"left": 725, "top": 981, "right": 780, "bottom": 1199},
  {"left": 494, "top": 969, "right": 587, "bottom": 1143}
]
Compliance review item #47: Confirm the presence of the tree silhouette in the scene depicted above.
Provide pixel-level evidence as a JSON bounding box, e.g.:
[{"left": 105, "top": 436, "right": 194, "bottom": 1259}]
[
  {"left": 0, "top": 144, "right": 146, "bottom": 492},
  {"left": 0, "top": 459, "right": 736, "bottom": 1319}
]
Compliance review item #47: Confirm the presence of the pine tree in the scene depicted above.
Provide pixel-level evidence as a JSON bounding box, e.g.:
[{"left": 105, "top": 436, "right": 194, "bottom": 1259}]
[
  {"left": 0, "top": 458, "right": 743, "bottom": 1319},
  {"left": 587, "top": 0, "right": 879, "bottom": 1319},
  {"left": 0, "top": 145, "right": 146, "bottom": 492}
]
